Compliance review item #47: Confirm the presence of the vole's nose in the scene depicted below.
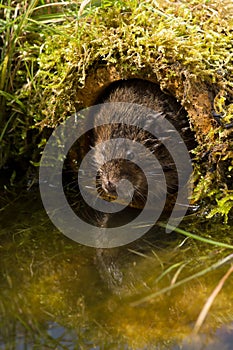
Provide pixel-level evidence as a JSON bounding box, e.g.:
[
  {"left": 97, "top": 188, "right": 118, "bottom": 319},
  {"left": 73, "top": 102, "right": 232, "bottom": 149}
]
[{"left": 103, "top": 180, "right": 116, "bottom": 194}]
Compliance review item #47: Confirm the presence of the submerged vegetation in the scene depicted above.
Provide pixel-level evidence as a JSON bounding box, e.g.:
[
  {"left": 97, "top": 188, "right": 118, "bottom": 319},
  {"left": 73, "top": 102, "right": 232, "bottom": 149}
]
[
  {"left": 1, "top": 193, "right": 233, "bottom": 348},
  {"left": 0, "top": 0, "right": 233, "bottom": 217}
]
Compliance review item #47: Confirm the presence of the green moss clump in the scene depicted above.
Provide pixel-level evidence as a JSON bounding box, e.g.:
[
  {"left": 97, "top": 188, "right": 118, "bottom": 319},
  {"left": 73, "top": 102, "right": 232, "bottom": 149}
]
[{"left": 23, "top": 0, "right": 233, "bottom": 126}]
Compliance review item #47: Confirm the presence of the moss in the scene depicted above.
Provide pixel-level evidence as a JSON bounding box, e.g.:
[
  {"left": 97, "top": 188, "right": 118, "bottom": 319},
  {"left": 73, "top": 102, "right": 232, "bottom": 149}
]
[
  {"left": 17, "top": 0, "right": 231, "bottom": 125},
  {"left": 206, "top": 193, "right": 233, "bottom": 223}
]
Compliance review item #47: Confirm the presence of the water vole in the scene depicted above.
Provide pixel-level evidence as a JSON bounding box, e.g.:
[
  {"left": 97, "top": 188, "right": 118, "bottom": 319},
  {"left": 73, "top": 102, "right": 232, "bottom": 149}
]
[{"left": 91, "top": 79, "right": 195, "bottom": 209}]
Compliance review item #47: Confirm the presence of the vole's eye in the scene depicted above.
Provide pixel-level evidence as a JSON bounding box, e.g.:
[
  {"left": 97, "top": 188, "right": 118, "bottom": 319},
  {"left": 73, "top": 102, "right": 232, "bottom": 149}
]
[{"left": 126, "top": 150, "right": 134, "bottom": 160}]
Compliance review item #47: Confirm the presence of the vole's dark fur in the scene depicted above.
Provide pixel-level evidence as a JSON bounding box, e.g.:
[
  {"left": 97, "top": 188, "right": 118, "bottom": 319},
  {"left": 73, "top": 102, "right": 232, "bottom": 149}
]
[{"left": 91, "top": 79, "right": 195, "bottom": 209}]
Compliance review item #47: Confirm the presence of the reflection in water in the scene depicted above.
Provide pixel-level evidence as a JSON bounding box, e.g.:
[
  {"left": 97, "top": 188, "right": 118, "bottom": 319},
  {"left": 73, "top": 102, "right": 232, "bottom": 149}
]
[
  {"left": 0, "top": 322, "right": 77, "bottom": 350},
  {"left": 0, "top": 191, "right": 233, "bottom": 349}
]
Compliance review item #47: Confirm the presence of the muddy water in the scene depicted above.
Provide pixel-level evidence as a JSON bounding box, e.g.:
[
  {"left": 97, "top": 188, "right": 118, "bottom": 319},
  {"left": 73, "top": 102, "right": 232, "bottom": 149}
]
[{"left": 0, "top": 191, "right": 233, "bottom": 349}]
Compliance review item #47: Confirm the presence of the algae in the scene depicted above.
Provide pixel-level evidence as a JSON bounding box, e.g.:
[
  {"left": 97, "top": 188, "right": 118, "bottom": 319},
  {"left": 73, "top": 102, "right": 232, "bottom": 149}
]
[{"left": 1, "top": 192, "right": 233, "bottom": 348}]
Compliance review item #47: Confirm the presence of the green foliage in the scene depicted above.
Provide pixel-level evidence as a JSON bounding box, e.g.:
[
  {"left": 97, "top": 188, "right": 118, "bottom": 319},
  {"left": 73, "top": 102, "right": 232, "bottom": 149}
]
[
  {"left": 0, "top": 0, "right": 71, "bottom": 168},
  {"left": 207, "top": 193, "right": 233, "bottom": 223},
  {"left": 23, "top": 0, "right": 233, "bottom": 126}
]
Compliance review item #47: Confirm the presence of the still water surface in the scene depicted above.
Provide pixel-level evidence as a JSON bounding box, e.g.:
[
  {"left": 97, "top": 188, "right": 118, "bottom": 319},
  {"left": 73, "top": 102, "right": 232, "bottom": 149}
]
[{"left": 1, "top": 191, "right": 233, "bottom": 349}]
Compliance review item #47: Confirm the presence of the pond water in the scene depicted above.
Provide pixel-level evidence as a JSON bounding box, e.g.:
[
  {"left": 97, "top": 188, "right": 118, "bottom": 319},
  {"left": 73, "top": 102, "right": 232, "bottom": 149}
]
[{"left": 1, "top": 190, "right": 233, "bottom": 349}]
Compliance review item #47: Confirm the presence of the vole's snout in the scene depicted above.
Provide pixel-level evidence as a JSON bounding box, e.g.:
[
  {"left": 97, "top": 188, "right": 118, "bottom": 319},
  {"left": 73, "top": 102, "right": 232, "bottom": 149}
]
[{"left": 103, "top": 179, "right": 117, "bottom": 195}]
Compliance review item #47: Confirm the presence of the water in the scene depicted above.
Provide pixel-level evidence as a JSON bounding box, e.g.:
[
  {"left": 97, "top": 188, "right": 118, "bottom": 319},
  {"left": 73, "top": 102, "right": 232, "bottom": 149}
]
[{"left": 1, "top": 190, "right": 233, "bottom": 349}]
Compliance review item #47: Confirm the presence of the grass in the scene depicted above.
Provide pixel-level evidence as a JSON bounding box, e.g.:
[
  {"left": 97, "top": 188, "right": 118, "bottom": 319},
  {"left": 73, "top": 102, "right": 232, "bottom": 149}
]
[
  {"left": 0, "top": 0, "right": 71, "bottom": 172},
  {"left": 158, "top": 222, "right": 233, "bottom": 249},
  {"left": 131, "top": 252, "right": 233, "bottom": 307}
]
